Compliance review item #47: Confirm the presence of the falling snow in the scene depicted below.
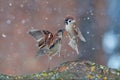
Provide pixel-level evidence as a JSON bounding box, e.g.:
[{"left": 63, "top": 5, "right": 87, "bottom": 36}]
[
  {"left": 108, "top": 55, "right": 120, "bottom": 69},
  {"left": 92, "top": 48, "right": 95, "bottom": 51},
  {"left": 0, "top": 0, "right": 120, "bottom": 75},
  {"left": 87, "top": 17, "right": 90, "bottom": 20},
  {"left": 46, "top": 1, "right": 49, "bottom": 4},
  {"left": 6, "top": 19, "right": 12, "bottom": 24},
  {"left": 9, "top": 3, "right": 12, "bottom": 7},
  {"left": 89, "top": 10, "right": 94, "bottom": 16},
  {"left": 2, "top": 33, "right": 7, "bottom": 38},
  {"left": 21, "top": 19, "right": 26, "bottom": 24},
  {"left": 21, "top": 19, "right": 30, "bottom": 24},
  {"left": 103, "top": 32, "right": 118, "bottom": 54},
  {"left": 53, "top": 8, "right": 57, "bottom": 11},
  {"left": 45, "top": 17, "right": 48, "bottom": 20},
  {"left": 20, "top": 4, "right": 24, "bottom": 8},
  {"left": 87, "top": 31, "right": 90, "bottom": 34},
  {"left": 90, "top": 12, "right": 94, "bottom": 16}
]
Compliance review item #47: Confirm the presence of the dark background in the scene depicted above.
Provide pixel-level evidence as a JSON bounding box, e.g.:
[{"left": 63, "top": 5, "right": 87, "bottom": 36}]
[{"left": 0, "top": 0, "right": 120, "bottom": 75}]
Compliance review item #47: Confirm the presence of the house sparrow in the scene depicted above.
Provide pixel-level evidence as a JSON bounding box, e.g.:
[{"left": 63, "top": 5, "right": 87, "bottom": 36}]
[
  {"left": 29, "top": 29, "right": 64, "bottom": 60},
  {"left": 64, "top": 16, "right": 86, "bottom": 54}
]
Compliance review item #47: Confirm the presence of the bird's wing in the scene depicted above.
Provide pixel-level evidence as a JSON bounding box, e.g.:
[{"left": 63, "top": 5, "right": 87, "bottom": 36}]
[
  {"left": 73, "top": 25, "right": 86, "bottom": 42},
  {"left": 49, "top": 38, "right": 61, "bottom": 49},
  {"left": 29, "top": 29, "right": 53, "bottom": 48},
  {"left": 48, "top": 38, "right": 61, "bottom": 57},
  {"left": 42, "top": 30, "right": 53, "bottom": 45},
  {"left": 29, "top": 29, "right": 45, "bottom": 42}
]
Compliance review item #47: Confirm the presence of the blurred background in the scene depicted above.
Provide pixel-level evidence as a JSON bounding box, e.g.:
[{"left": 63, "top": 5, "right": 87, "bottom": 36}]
[{"left": 0, "top": 0, "right": 120, "bottom": 75}]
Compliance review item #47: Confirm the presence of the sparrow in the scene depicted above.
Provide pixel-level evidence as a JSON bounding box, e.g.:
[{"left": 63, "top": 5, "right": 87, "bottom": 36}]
[
  {"left": 64, "top": 16, "right": 86, "bottom": 54},
  {"left": 29, "top": 29, "right": 64, "bottom": 60}
]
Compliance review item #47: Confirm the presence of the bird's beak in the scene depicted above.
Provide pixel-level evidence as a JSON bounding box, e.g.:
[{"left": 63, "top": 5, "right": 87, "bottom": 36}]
[
  {"left": 72, "top": 20, "right": 76, "bottom": 23},
  {"left": 72, "top": 20, "right": 76, "bottom": 25}
]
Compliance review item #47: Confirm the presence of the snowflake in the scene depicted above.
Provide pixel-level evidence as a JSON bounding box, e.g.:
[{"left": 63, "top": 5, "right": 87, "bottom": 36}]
[
  {"left": 89, "top": 10, "right": 94, "bottom": 15},
  {"left": 20, "top": 4, "right": 24, "bottom": 8},
  {"left": 53, "top": 8, "right": 57, "bottom": 11},
  {"left": 6, "top": 19, "right": 12, "bottom": 24},
  {"left": 90, "top": 12, "right": 94, "bottom": 16},
  {"left": 9, "top": 3, "right": 12, "bottom": 6},
  {"left": 21, "top": 19, "right": 26, "bottom": 24},
  {"left": 2, "top": 33, "right": 6, "bottom": 38},
  {"left": 92, "top": 48, "right": 95, "bottom": 50},
  {"left": 87, "top": 31, "right": 90, "bottom": 34},
  {"left": 45, "top": 17, "right": 48, "bottom": 20},
  {"left": 87, "top": 17, "right": 90, "bottom": 20},
  {"left": 46, "top": 1, "right": 48, "bottom": 4}
]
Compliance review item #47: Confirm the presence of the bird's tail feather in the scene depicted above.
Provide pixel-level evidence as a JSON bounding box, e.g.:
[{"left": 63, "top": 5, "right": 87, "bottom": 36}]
[
  {"left": 35, "top": 48, "right": 49, "bottom": 58},
  {"left": 78, "top": 31, "right": 86, "bottom": 42},
  {"left": 68, "top": 39, "right": 79, "bottom": 54}
]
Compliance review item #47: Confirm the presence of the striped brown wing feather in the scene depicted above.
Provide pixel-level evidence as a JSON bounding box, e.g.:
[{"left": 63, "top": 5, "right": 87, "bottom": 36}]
[{"left": 29, "top": 29, "right": 53, "bottom": 48}]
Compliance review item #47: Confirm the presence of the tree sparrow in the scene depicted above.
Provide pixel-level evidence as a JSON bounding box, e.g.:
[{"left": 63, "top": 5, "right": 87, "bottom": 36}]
[
  {"left": 29, "top": 29, "right": 64, "bottom": 60},
  {"left": 64, "top": 16, "right": 86, "bottom": 54}
]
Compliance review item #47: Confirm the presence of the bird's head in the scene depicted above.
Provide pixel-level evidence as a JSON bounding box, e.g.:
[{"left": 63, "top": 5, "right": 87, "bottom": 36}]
[{"left": 64, "top": 16, "right": 76, "bottom": 26}]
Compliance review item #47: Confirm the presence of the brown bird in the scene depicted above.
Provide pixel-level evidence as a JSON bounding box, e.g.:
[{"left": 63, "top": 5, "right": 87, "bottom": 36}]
[
  {"left": 64, "top": 16, "right": 86, "bottom": 54},
  {"left": 29, "top": 29, "right": 64, "bottom": 60}
]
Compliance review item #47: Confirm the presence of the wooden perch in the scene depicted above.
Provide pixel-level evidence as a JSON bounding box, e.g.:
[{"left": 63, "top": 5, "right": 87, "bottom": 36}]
[{"left": 0, "top": 60, "right": 120, "bottom": 80}]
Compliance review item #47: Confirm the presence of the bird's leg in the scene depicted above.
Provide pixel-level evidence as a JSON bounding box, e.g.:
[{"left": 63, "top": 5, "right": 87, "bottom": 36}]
[
  {"left": 61, "top": 53, "right": 65, "bottom": 62},
  {"left": 57, "top": 46, "right": 61, "bottom": 57},
  {"left": 47, "top": 55, "right": 52, "bottom": 70},
  {"left": 72, "top": 39, "right": 79, "bottom": 55},
  {"left": 68, "top": 37, "right": 79, "bottom": 55},
  {"left": 56, "top": 51, "right": 61, "bottom": 57},
  {"left": 49, "top": 56, "right": 52, "bottom": 60},
  {"left": 47, "top": 61, "right": 50, "bottom": 70},
  {"left": 68, "top": 39, "right": 73, "bottom": 48}
]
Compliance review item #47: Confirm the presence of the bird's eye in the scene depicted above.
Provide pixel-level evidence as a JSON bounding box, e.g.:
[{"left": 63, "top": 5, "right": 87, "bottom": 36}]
[{"left": 69, "top": 20, "right": 71, "bottom": 22}]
